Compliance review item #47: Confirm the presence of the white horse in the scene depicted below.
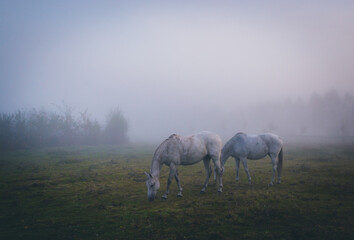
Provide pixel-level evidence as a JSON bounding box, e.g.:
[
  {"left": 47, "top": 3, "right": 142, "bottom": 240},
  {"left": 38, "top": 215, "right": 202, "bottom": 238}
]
[
  {"left": 221, "top": 132, "right": 283, "bottom": 186},
  {"left": 145, "top": 131, "right": 223, "bottom": 201}
]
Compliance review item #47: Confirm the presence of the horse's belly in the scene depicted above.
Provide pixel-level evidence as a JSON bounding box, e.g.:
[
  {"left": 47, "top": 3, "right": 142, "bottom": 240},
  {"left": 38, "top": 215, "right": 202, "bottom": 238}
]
[
  {"left": 248, "top": 152, "right": 267, "bottom": 160},
  {"left": 247, "top": 146, "right": 268, "bottom": 160},
  {"left": 180, "top": 158, "right": 202, "bottom": 165},
  {"left": 180, "top": 149, "right": 206, "bottom": 165},
  {"left": 179, "top": 138, "right": 208, "bottom": 165}
]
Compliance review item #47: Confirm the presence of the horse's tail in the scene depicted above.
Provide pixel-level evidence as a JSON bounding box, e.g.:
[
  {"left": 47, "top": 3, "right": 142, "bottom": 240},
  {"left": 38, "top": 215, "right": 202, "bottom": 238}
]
[{"left": 277, "top": 147, "right": 283, "bottom": 176}]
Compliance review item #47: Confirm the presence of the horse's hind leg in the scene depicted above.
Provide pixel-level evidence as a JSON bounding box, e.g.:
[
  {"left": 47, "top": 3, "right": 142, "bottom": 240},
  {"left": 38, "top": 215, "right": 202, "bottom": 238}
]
[
  {"left": 240, "top": 157, "right": 251, "bottom": 184},
  {"left": 210, "top": 154, "right": 223, "bottom": 192},
  {"left": 175, "top": 169, "right": 183, "bottom": 197},
  {"left": 277, "top": 148, "right": 283, "bottom": 184},
  {"left": 201, "top": 157, "right": 212, "bottom": 193},
  {"left": 269, "top": 154, "right": 278, "bottom": 186}
]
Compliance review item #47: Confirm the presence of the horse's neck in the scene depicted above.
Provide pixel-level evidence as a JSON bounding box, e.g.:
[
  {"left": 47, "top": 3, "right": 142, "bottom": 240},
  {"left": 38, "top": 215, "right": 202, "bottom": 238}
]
[
  {"left": 221, "top": 143, "right": 232, "bottom": 165},
  {"left": 150, "top": 156, "right": 162, "bottom": 178},
  {"left": 221, "top": 152, "right": 230, "bottom": 165}
]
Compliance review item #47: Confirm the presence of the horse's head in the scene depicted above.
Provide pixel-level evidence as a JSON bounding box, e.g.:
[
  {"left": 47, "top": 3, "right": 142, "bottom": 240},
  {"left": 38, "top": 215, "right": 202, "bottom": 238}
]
[{"left": 145, "top": 172, "right": 160, "bottom": 201}]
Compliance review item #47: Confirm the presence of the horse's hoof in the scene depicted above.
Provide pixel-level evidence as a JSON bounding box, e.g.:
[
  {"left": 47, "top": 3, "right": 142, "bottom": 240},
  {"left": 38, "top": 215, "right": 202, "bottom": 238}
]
[
  {"left": 200, "top": 189, "right": 206, "bottom": 194},
  {"left": 177, "top": 192, "right": 183, "bottom": 197},
  {"left": 268, "top": 182, "right": 274, "bottom": 187},
  {"left": 218, "top": 188, "right": 223, "bottom": 193},
  {"left": 161, "top": 195, "right": 168, "bottom": 200}
]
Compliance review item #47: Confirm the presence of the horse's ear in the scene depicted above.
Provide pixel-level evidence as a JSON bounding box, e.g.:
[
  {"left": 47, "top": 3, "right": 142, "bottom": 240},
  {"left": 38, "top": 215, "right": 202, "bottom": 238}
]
[{"left": 144, "top": 172, "right": 152, "bottom": 178}]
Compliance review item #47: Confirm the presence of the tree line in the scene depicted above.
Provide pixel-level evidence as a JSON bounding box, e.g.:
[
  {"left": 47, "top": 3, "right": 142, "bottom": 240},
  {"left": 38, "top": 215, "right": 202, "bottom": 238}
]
[
  {"left": 0, "top": 104, "right": 128, "bottom": 151},
  {"left": 227, "top": 89, "right": 354, "bottom": 138}
]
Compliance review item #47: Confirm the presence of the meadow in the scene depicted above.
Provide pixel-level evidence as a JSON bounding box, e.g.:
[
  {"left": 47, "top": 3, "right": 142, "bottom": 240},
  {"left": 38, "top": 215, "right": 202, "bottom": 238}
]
[{"left": 0, "top": 142, "right": 353, "bottom": 239}]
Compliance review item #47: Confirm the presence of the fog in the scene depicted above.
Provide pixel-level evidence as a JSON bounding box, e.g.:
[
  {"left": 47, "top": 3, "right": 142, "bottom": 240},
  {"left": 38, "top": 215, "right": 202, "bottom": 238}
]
[{"left": 1, "top": 1, "right": 354, "bottom": 142}]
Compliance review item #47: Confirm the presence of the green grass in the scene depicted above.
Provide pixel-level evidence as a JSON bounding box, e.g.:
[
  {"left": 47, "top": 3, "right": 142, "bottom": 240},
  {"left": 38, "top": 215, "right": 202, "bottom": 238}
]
[{"left": 0, "top": 143, "right": 353, "bottom": 239}]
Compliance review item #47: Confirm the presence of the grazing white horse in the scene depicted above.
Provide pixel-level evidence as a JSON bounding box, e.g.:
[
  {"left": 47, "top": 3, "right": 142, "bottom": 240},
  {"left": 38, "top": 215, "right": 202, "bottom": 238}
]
[
  {"left": 221, "top": 132, "right": 283, "bottom": 186},
  {"left": 145, "top": 131, "right": 223, "bottom": 201}
]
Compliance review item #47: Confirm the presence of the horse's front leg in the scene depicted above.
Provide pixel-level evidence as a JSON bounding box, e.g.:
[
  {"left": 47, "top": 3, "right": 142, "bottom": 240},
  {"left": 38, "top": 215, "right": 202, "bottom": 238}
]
[
  {"left": 217, "top": 173, "right": 223, "bottom": 193},
  {"left": 162, "top": 164, "right": 177, "bottom": 199},
  {"left": 235, "top": 158, "right": 240, "bottom": 181},
  {"left": 174, "top": 169, "right": 183, "bottom": 197}
]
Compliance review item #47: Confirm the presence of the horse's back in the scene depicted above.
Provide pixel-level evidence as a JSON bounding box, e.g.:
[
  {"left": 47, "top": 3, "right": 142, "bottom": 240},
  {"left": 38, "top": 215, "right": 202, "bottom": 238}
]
[
  {"left": 185, "top": 131, "right": 222, "bottom": 157},
  {"left": 192, "top": 131, "right": 220, "bottom": 140},
  {"left": 194, "top": 131, "right": 222, "bottom": 153}
]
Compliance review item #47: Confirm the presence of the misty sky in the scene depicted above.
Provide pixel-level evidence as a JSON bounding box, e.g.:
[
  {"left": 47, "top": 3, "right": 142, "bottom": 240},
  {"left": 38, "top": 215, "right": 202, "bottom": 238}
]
[{"left": 1, "top": 1, "right": 354, "bottom": 141}]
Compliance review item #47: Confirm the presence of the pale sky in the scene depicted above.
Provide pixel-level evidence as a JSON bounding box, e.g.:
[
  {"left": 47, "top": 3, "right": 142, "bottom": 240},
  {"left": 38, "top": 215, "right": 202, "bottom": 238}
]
[{"left": 1, "top": 1, "right": 354, "bottom": 140}]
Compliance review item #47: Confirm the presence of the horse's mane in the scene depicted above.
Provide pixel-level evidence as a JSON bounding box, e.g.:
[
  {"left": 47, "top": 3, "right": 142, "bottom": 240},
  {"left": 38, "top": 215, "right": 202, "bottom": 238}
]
[
  {"left": 236, "top": 132, "right": 246, "bottom": 136},
  {"left": 168, "top": 134, "right": 178, "bottom": 139},
  {"left": 153, "top": 134, "right": 180, "bottom": 158},
  {"left": 224, "top": 132, "right": 246, "bottom": 151}
]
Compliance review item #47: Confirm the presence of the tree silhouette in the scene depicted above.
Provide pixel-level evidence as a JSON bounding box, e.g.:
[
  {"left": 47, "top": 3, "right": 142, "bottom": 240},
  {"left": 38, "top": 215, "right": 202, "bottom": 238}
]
[{"left": 104, "top": 107, "right": 129, "bottom": 144}]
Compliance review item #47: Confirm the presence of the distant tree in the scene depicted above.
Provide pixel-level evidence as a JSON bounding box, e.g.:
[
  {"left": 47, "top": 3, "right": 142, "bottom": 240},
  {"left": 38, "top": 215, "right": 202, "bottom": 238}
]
[
  {"left": 78, "top": 109, "right": 101, "bottom": 145},
  {"left": 46, "top": 111, "right": 64, "bottom": 146},
  {"left": 341, "top": 92, "right": 354, "bottom": 136},
  {"left": 27, "top": 109, "right": 50, "bottom": 148},
  {"left": 0, "top": 113, "right": 13, "bottom": 150},
  {"left": 13, "top": 110, "right": 29, "bottom": 149},
  {"left": 104, "top": 107, "right": 129, "bottom": 144},
  {"left": 53, "top": 102, "right": 78, "bottom": 145},
  {"left": 323, "top": 89, "right": 345, "bottom": 135},
  {"left": 308, "top": 92, "right": 326, "bottom": 135}
]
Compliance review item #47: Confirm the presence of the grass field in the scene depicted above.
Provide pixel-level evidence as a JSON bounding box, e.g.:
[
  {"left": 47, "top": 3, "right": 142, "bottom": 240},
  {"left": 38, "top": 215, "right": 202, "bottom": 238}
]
[{"left": 0, "top": 142, "right": 353, "bottom": 239}]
